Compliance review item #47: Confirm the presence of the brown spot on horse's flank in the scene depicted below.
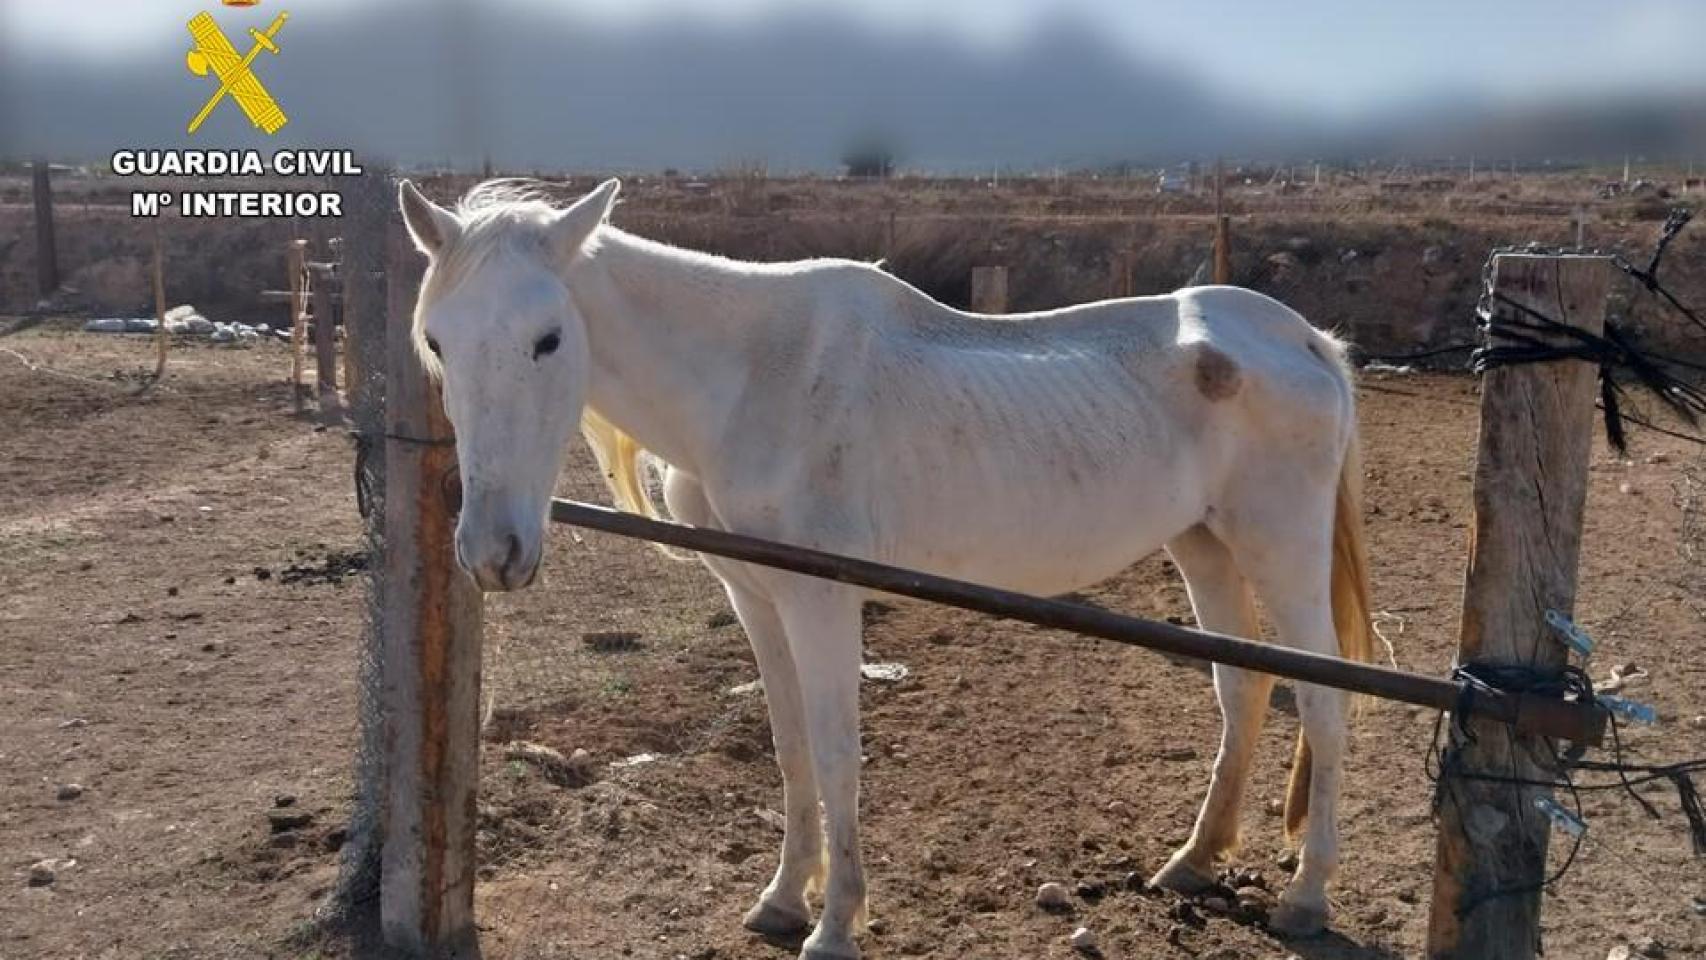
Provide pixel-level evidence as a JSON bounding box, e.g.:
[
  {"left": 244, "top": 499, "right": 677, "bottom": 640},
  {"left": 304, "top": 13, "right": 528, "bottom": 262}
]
[{"left": 1194, "top": 345, "right": 1243, "bottom": 401}]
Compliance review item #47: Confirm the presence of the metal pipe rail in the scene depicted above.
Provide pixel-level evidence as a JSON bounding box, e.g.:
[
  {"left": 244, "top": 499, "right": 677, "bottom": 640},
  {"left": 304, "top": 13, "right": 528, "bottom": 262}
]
[{"left": 549, "top": 498, "right": 1606, "bottom": 746}]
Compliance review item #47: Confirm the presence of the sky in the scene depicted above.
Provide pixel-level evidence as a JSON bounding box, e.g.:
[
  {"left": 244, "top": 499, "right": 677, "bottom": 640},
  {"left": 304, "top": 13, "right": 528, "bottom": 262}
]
[{"left": 3, "top": 0, "right": 1703, "bottom": 117}]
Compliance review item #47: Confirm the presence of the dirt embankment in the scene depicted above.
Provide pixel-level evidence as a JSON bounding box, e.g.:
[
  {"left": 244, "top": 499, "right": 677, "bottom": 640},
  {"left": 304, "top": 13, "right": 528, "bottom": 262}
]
[{"left": 3, "top": 174, "right": 1701, "bottom": 359}]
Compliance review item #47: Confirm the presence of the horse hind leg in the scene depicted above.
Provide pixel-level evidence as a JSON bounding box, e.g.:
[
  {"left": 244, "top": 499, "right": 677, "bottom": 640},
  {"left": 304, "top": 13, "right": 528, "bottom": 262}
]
[
  {"left": 1219, "top": 505, "right": 1347, "bottom": 937},
  {"left": 1149, "top": 524, "right": 1272, "bottom": 895}
]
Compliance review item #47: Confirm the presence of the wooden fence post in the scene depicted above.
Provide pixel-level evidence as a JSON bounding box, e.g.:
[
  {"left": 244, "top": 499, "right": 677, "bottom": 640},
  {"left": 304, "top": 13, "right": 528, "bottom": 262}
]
[
  {"left": 311, "top": 263, "right": 342, "bottom": 420},
  {"left": 1210, "top": 158, "right": 1232, "bottom": 285},
  {"left": 1109, "top": 250, "right": 1135, "bottom": 299},
  {"left": 1427, "top": 254, "right": 1611, "bottom": 959},
  {"left": 290, "top": 239, "right": 309, "bottom": 409},
  {"left": 152, "top": 224, "right": 169, "bottom": 380},
  {"left": 971, "top": 265, "right": 1008, "bottom": 313},
  {"left": 32, "top": 161, "right": 59, "bottom": 298},
  {"left": 380, "top": 218, "right": 485, "bottom": 955},
  {"left": 1212, "top": 216, "right": 1232, "bottom": 285}
]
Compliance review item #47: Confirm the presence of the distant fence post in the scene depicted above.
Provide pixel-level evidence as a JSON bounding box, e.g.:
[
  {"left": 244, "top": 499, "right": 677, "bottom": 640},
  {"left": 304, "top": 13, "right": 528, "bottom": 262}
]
[
  {"left": 1426, "top": 254, "right": 1611, "bottom": 959},
  {"left": 32, "top": 160, "right": 59, "bottom": 298},
  {"left": 1109, "top": 250, "right": 1135, "bottom": 299},
  {"left": 151, "top": 225, "right": 168, "bottom": 379},
  {"left": 971, "top": 265, "right": 1008, "bottom": 313},
  {"left": 1214, "top": 157, "right": 1228, "bottom": 283},
  {"left": 290, "top": 239, "right": 309, "bottom": 410},
  {"left": 310, "top": 262, "right": 342, "bottom": 420},
  {"left": 1211, "top": 159, "right": 1232, "bottom": 285},
  {"left": 1212, "top": 217, "right": 1232, "bottom": 285},
  {"left": 379, "top": 215, "right": 486, "bottom": 955}
]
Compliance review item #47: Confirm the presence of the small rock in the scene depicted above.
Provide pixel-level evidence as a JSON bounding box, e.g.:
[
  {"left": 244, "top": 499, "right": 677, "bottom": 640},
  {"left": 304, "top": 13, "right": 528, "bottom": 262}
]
[
  {"left": 1647, "top": 452, "right": 1669, "bottom": 465},
  {"left": 1235, "top": 885, "right": 1273, "bottom": 918},
  {"left": 1156, "top": 746, "right": 1197, "bottom": 762},
  {"left": 268, "top": 809, "right": 315, "bottom": 833},
  {"left": 1074, "top": 880, "right": 1106, "bottom": 901},
  {"left": 752, "top": 808, "right": 787, "bottom": 833},
  {"left": 1202, "top": 895, "right": 1232, "bottom": 913},
  {"left": 1691, "top": 894, "right": 1706, "bottom": 916},
  {"left": 27, "top": 860, "right": 61, "bottom": 887},
  {"left": 726, "top": 679, "right": 763, "bottom": 697},
  {"left": 1265, "top": 798, "right": 1284, "bottom": 817},
  {"left": 1634, "top": 937, "right": 1665, "bottom": 958},
  {"left": 1276, "top": 850, "right": 1299, "bottom": 871},
  {"left": 1169, "top": 901, "right": 1206, "bottom": 927},
  {"left": 1068, "top": 926, "right": 1097, "bottom": 952},
  {"left": 866, "top": 917, "right": 887, "bottom": 935},
  {"left": 1608, "top": 947, "right": 1633, "bottom": 960},
  {"left": 58, "top": 718, "right": 88, "bottom": 729},
  {"left": 274, "top": 793, "right": 297, "bottom": 808},
  {"left": 56, "top": 783, "right": 84, "bottom": 802},
  {"left": 1619, "top": 482, "right": 1638, "bottom": 496},
  {"left": 1035, "top": 881, "right": 1072, "bottom": 911}
]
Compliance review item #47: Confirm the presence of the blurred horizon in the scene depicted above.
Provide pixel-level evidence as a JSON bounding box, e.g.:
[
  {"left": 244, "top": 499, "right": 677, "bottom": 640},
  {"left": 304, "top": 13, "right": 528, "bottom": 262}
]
[{"left": 3, "top": 0, "right": 1704, "bottom": 171}]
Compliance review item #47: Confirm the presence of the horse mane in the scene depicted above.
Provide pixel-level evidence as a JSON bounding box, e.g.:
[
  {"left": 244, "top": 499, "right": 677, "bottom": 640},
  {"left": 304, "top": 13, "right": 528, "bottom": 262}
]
[{"left": 415, "top": 179, "right": 663, "bottom": 525}]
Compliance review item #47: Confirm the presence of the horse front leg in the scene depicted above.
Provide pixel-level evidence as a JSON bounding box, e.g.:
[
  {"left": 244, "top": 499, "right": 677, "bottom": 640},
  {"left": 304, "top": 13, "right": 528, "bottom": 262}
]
[
  {"left": 723, "top": 581, "right": 825, "bottom": 936},
  {"left": 773, "top": 581, "right": 867, "bottom": 960}
]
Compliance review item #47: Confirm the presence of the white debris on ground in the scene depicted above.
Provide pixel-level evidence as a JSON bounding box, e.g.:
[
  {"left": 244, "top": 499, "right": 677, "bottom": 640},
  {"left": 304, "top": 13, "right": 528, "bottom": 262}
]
[
  {"left": 83, "top": 304, "right": 286, "bottom": 345},
  {"left": 860, "top": 662, "right": 910, "bottom": 683}
]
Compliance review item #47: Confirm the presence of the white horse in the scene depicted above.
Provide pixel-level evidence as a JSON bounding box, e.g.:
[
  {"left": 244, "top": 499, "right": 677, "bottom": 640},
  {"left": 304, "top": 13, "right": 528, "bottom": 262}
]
[{"left": 400, "top": 178, "right": 1373, "bottom": 958}]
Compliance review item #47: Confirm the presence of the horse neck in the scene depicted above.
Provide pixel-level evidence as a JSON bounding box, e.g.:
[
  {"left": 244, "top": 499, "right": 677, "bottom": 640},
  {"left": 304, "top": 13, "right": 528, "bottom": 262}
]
[{"left": 565, "top": 228, "right": 801, "bottom": 473}]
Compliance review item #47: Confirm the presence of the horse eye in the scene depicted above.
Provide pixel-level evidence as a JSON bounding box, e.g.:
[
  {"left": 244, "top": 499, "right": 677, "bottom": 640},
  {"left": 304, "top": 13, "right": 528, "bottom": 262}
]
[
  {"left": 425, "top": 336, "right": 442, "bottom": 357},
  {"left": 533, "top": 330, "right": 562, "bottom": 359}
]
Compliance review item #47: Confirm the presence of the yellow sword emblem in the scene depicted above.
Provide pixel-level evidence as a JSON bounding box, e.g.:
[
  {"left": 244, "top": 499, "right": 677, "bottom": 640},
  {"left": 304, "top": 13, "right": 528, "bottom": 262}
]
[{"left": 185, "top": 11, "right": 291, "bottom": 135}]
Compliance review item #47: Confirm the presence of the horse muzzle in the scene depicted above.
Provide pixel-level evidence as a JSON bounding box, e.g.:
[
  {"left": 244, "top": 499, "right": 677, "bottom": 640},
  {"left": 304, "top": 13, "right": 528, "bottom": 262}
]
[{"left": 455, "top": 525, "right": 543, "bottom": 592}]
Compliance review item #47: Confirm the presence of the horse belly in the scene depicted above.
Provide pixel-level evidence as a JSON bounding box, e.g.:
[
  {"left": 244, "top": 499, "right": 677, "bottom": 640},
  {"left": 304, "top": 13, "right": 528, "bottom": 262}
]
[{"left": 881, "top": 460, "right": 1205, "bottom": 597}]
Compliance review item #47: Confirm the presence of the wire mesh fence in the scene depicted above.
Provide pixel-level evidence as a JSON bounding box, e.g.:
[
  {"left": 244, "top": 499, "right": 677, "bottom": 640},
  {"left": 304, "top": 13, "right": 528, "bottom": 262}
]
[{"left": 319, "top": 167, "right": 393, "bottom": 927}]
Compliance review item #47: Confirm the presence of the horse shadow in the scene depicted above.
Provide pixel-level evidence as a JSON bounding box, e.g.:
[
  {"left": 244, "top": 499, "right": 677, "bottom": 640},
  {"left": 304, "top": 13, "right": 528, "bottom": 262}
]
[{"left": 1280, "top": 928, "right": 1405, "bottom": 960}]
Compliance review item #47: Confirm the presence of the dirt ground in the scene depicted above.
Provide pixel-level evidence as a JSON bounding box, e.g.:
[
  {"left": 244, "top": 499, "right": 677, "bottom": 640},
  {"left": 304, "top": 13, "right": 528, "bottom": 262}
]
[{"left": 2, "top": 322, "right": 1703, "bottom": 960}]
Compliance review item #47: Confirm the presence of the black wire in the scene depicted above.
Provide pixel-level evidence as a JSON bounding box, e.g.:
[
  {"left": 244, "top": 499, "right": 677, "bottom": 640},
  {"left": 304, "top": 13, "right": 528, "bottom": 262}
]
[
  {"left": 349, "top": 430, "right": 456, "bottom": 519},
  {"left": 1427, "top": 659, "right": 1706, "bottom": 918},
  {"left": 1357, "top": 342, "right": 1479, "bottom": 365}
]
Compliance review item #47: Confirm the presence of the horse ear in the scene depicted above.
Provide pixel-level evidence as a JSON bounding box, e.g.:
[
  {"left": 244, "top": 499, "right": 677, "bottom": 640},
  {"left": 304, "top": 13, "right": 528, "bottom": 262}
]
[
  {"left": 399, "top": 179, "right": 461, "bottom": 256},
  {"left": 549, "top": 178, "right": 620, "bottom": 261}
]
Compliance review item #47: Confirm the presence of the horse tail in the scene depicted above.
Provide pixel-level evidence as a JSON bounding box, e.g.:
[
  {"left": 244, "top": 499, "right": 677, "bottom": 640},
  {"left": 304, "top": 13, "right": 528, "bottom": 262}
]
[
  {"left": 580, "top": 407, "right": 655, "bottom": 518},
  {"left": 1285, "top": 402, "right": 1374, "bottom": 842}
]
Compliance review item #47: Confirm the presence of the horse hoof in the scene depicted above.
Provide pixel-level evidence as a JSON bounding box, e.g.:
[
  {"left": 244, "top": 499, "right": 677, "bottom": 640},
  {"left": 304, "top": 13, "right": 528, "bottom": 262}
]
[
  {"left": 799, "top": 934, "right": 860, "bottom": 960},
  {"left": 1268, "top": 900, "right": 1329, "bottom": 938},
  {"left": 743, "top": 898, "right": 812, "bottom": 936},
  {"left": 1149, "top": 855, "right": 1216, "bottom": 895}
]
